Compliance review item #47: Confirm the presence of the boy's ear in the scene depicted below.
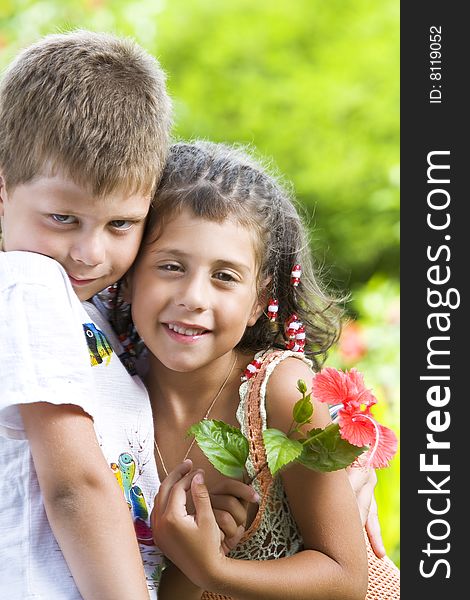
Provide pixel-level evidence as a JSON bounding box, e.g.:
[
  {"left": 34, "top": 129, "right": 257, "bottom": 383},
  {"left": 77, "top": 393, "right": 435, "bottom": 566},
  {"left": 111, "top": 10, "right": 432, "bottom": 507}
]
[{"left": 0, "top": 174, "right": 6, "bottom": 217}]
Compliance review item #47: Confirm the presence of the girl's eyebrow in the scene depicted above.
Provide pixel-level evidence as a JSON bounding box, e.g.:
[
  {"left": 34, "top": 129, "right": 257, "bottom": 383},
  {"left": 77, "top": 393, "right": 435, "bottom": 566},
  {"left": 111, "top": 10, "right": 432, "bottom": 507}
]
[
  {"left": 212, "top": 259, "right": 252, "bottom": 275},
  {"left": 151, "top": 248, "right": 188, "bottom": 257}
]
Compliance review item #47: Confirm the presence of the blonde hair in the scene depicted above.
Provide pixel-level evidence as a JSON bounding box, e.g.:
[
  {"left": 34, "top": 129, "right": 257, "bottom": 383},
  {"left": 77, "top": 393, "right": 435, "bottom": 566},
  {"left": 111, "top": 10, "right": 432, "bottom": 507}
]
[{"left": 0, "top": 30, "right": 172, "bottom": 197}]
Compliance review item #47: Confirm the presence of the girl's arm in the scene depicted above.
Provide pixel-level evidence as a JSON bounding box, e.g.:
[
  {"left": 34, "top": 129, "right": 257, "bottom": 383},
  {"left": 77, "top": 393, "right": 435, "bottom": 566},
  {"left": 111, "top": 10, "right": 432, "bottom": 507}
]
[
  {"left": 154, "top": 358, "right": 368, "bottom": 600},
  {"left": 20, "top": 401, "right": 150, "bottom": 600},
  {"left": 257, "top": 356, "right": 368, "bottom": 598}
]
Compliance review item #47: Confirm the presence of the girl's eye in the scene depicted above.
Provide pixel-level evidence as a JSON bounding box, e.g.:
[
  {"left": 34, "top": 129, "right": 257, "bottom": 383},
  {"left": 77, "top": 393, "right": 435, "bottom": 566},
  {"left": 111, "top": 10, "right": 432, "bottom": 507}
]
[
  {"left": 51, "top": 214, "right": 77, "bottom": 224},
  {"left": 213, "top": 271, "right": 237, "bottom": 283},
  {"left": 109, "top": 220, "right": 133, "bottom": 231},
  {"left": 158, "top": 263, "right": 182, "bottom": 272}
]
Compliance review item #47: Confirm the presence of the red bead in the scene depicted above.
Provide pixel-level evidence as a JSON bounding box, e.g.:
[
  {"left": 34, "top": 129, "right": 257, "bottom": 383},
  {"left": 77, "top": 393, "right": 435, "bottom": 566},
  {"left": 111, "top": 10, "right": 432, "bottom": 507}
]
[
  {"left": 285, "top": 313, "right": 298, "bottom": 329},
  {"left": 267, "top": 298, "right": 279, "bottom": 321},
  {"left": 241, "top": 359, "right": 262, "bottom": 381},
  {"left": 295, "top": 325, "right": 306, "bottom": 342},
  {"left": 285, "top": 314, "right": 302, "bottom": 339},
  {"left": 290, "top": 264, "right": 302, "bottom": 287},
  {"left": 285, "top": 339, "right": 305, "bottom": 353}
]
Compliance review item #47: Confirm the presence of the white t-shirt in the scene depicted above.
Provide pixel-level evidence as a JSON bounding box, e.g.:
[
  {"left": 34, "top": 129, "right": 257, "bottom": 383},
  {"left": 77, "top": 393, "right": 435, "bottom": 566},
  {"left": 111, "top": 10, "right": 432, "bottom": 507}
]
[{"left": 0, "top": 251, "right": 162, "bottom": 599}]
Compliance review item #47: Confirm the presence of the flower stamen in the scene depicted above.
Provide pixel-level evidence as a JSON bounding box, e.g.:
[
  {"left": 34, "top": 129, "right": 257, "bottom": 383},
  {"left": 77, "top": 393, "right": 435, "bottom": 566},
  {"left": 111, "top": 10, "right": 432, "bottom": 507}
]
[{"left": 352, "top": 413, "right": 380, "bottom": 467}]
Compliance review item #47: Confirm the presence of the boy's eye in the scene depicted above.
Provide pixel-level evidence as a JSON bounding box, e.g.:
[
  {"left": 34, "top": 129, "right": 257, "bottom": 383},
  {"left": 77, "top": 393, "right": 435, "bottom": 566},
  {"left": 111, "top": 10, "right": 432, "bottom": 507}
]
[
  {"left": 51, "top": 214, "right": 77, "bottom": 224},
  {"left": 109, "top": 220, "right": 134, "bottom": 230}
]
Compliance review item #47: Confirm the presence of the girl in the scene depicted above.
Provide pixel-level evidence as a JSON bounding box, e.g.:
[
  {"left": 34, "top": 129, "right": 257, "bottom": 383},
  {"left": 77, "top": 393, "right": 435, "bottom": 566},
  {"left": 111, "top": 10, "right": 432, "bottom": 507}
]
[{"left": 127, "top": 140, "right": 370, "bottom": 599}]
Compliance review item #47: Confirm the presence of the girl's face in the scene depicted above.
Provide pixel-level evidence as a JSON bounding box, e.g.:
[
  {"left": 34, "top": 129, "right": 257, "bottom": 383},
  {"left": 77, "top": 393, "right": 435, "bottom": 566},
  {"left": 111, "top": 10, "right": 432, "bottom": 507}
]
[{"left": 129, "top": 208, "right": 264, "bottom": 373}]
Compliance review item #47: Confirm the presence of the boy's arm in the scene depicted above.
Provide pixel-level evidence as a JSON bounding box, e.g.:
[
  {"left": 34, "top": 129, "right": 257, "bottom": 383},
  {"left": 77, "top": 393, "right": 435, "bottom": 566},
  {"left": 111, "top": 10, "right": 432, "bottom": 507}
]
[
  {"left": 333, "top": 400, "right": 385, "bottom": 558},
  {"left": 20, "top": 401, "right": 150, "bottom": 600},
  {"left": 347, "top": 465, "right": 386, "bottom": 557}
]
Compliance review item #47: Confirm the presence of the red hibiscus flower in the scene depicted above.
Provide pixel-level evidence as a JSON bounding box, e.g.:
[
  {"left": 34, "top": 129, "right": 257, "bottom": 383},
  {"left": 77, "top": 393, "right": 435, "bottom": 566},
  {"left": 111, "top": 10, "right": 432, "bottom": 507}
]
[
  {"left": 312, "top": 367, "right": 376, "bottom": 410},
  {"left": 338, "top": 409, "right": 376, "bottom": 447},
  {"left": 355, "top": 422, "right": 398, "bottom": 469},
  {"left": 312, "top": 367, "right": 397, "bottom": 468}
]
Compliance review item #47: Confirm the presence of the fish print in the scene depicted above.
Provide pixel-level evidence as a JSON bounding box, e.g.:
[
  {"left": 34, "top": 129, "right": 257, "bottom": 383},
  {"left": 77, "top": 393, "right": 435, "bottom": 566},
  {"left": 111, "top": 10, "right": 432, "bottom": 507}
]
[{"left": 82, "top": 322, "right": 113, "bottom": 366}]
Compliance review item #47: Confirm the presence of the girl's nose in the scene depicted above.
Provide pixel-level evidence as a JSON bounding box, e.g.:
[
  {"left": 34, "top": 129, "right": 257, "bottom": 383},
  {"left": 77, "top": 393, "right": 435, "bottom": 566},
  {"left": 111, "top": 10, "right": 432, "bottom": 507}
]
[{"left": 175, "top": 273, "right": 209, "bottom": 312}]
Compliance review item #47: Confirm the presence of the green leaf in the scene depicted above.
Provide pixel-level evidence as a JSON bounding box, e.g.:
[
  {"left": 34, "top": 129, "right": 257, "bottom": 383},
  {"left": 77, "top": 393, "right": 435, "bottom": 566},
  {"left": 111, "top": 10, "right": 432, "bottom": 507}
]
[
  {"left": 298, "top": 423, "right": 366, "bottom": 472},
  {"left": 292, "top": 393, "right": 313, "bottom": 425},
  {"left": 263, "top": 428, "right": 303, "bottom": 476},
  {"left": 188, "top": 419, "right": 249, "bottom": 480}
]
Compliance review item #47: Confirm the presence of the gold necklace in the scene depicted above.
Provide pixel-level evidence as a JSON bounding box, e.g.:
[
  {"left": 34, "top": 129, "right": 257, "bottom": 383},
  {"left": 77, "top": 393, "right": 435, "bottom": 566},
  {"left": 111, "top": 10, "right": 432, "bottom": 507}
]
[{"left": 154, "top": 354, "right": 238, "bottom": 478}]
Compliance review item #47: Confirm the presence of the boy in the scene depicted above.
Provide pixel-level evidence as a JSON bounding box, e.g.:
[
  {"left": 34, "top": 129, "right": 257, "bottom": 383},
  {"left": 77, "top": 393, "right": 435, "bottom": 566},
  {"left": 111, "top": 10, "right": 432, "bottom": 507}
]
[{"left": 0, "top": 30, "right": 172, "bottom": 599}]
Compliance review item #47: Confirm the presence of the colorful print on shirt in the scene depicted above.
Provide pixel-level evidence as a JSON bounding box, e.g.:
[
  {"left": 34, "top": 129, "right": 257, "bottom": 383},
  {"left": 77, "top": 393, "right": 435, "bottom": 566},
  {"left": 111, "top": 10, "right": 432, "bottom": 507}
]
[
  {"left": 110, "top": 452, "right": 153, "bottom": 546},
  {"left": 82, "top": 322, "right": 113, "bottom": 366}
]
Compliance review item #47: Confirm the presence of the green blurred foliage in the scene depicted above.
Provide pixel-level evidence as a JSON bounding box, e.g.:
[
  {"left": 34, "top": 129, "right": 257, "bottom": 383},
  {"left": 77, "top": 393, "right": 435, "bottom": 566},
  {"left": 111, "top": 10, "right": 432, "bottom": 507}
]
[{"left": 1, "top": 0, "right": 400, "bottom": 564}]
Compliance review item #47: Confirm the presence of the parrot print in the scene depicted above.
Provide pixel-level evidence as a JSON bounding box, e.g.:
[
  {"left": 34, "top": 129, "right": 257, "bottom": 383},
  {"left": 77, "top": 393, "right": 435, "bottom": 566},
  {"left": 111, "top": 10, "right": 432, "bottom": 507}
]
[
  {"left": 111, "top": 452, "right": 153, "bottom": 546},
  {"left": 118, "top": 452, "right": 136, "bottom": 504}
]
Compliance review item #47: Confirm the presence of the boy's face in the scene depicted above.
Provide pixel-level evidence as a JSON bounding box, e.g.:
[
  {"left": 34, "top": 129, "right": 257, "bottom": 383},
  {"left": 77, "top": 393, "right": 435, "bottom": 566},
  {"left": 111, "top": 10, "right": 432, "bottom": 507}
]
[{"left": 0, "top": 171, "right": 151, "bottom": 301}]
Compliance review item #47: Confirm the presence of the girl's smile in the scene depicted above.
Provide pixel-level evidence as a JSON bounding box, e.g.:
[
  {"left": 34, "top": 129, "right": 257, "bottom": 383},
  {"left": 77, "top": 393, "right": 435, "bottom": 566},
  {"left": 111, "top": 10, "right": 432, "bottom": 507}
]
[{"left": 164, "top": 321, "right": 211, "bottom": 343}]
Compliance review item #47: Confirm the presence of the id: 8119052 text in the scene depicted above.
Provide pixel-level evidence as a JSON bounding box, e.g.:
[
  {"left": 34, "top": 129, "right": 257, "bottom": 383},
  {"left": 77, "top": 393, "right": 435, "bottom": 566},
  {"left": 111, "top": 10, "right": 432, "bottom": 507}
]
[{"left": 429, "top": 25, "right": 442, "bottom": 104}]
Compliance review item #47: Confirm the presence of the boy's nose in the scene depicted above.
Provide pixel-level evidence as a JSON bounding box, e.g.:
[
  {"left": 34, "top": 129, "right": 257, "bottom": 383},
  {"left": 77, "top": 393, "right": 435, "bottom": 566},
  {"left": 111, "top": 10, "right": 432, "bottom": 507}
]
[{"left": 70, "top": 234, "right": 106, "bottom": 267}]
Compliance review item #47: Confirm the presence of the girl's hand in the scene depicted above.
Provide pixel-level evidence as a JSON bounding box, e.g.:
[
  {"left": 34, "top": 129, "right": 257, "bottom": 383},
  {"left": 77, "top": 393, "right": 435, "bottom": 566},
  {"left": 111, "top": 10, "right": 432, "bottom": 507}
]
[
  {"left": 346, "top": 466, "right": 386, "bottom": 558},
  {"left": 208, "top": 478, "right": 259, "bottom": 553},
  {"left": 152, "top": 461, "right": 227, "bottom": 589}
]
